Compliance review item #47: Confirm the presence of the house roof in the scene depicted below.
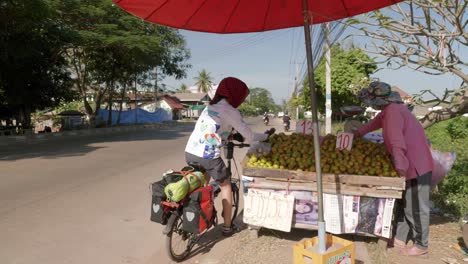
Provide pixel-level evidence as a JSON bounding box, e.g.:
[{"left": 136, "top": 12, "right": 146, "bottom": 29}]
[
  {"left": 162, "top": 95, "right": 185, "bottom": 109},
  {"left": 392, "top": 86, "right": 412, "bottom": 98},
  {"left": 173, "top": 93, "right": 208, "bottom": 101}
]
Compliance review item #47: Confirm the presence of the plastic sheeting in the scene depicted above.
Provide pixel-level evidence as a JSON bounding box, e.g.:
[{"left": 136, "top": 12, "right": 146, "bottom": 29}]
[{"left": 97, "top": 108, "right": 171, "bottom": 125}]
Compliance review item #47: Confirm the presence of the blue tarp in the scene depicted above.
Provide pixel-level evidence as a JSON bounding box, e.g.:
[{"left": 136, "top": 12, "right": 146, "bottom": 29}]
[{"left": 98, "top": 108, "right": 171, "bottom": 125}]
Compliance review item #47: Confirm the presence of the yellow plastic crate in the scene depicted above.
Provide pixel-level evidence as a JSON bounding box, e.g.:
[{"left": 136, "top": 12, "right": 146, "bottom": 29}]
[{"left": 293, "top": 234, "right": 355, "bottom": 264}]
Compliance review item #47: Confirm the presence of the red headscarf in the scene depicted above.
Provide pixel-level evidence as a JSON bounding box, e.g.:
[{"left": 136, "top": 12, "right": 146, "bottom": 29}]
[{"left": 212, "top": 77, "right": 250, "bottom": 108}]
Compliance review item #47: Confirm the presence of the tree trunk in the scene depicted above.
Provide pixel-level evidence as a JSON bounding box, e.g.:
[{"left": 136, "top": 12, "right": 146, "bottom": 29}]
[
  {"left": 107, "top": 82, "right": 113, "bottom": 126},
  {"left": 94, "top": 87, "right": 105, "bottom": 117},
  {"left": 19, "top": 106, "right": 32, "bottom": 130},
  {"left": 116, "top": 84, "right": 127, "bottom": 125},
  {"left": 83, "top": 98, "right": 93, "bottom": 116}
]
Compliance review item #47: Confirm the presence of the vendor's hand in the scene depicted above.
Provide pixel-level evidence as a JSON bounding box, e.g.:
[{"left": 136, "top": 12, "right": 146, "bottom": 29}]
[
  {"left": 351, "top": 128, "right": 360, "bottom": 137},
  {"left": 264, "top": 128, "right": 276, "bottom": 137}
]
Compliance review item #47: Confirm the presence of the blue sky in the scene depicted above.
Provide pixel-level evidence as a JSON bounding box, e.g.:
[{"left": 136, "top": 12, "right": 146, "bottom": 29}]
[{"left": 163, "top": 26, "right": 465, "bottom": 104}]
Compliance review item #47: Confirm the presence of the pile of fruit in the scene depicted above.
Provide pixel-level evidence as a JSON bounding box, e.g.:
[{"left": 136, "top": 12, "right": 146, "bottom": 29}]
[{"left": 246, "top": 133, "right": 399, "bottom": 177}]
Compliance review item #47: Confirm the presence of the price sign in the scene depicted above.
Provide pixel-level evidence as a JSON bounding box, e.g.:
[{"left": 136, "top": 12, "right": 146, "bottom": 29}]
[
  {"left": 295, "top": 120, "right": 319, "bottom": 135},
  {"left": 336, "top": 132, "right": 354, "bottom": 151}
]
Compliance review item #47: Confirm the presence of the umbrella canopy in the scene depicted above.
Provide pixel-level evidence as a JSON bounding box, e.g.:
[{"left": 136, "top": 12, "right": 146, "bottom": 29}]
[{"left": 113, "top": 0, "right": 401, "bottom": 33}]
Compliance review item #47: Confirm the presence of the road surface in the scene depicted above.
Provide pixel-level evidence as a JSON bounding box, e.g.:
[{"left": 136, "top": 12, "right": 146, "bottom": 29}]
[{"left": 0, "top": 117, "right": 285, "bottom": 264}]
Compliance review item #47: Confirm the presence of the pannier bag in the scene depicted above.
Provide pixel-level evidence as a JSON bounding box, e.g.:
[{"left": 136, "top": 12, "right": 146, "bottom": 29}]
[
  {"left": 182, "top": 185, "right": 215, "bottom": 234},
  {"left": 164, "top": 171, "right": 206, "bottom": 202},
  {"left": 150, "top": 167, "right": 193, "bottom": 224}
]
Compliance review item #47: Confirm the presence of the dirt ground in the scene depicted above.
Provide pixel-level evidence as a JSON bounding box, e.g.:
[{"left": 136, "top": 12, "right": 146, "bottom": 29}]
[{"left": 189, "top": 213, "right": 467, "bottom": 264}]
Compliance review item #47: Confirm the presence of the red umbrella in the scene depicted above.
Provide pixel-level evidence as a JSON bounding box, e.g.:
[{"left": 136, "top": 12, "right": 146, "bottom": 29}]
[
  {"left": 114, "top": 0, "right": 403, "bottom": 252},
  {"left": 113, "top": 0, "right": 401, "bottom": 33}
]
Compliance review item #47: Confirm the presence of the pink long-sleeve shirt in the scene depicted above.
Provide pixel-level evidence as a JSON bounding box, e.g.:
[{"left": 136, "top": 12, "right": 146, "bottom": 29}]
[{"left": 357, "top": 103, "right": 433, "bottom": 180}]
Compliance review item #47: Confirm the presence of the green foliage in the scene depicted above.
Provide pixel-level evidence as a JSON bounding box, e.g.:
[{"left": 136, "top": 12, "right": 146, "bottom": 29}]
[
  {"left": 446, "top": 116, "right": 468, "bottom": 140},
  {"left": 238, "top": 103, "right": 257, "bottom": 116},
  {"left": 194, "top": 69, "right": 213, "bottom": 93},
  {"left": 426, "top": 118, "right": 468, "bottom": 218},
  {"left": 238, "top": 87, "right": 279, "bottom": 116},
  {"left": 55, "top": 101, "right": 88, "bottom": 114},
  {"left": 300, "top": 44, "right": 377, "bottom": 113},
  {"left": 49, "top": 0, "right": 191, "bottom": 116},
  {"left": 0, "top": 0, "right": 77, "bottom": 126}
]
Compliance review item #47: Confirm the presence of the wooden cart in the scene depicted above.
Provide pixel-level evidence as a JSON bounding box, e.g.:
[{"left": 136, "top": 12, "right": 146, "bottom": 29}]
[{"left": 241, "top": 154, "right": 406, "bottom": 242}]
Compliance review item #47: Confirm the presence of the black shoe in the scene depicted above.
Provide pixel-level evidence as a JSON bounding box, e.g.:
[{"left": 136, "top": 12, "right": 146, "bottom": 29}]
[{"left": 222, "top": 224, "right": 238, "bottom": 237}]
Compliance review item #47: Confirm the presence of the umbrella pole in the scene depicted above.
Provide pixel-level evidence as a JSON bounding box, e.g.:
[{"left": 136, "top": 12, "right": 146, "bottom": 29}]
[{"left": 302, "top": 0, "right": 326, "bottom": 254}]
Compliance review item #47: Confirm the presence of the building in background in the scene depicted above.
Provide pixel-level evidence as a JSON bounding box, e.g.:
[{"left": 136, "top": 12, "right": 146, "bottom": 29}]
[
  {"left": 173, "top": 93, "right": 210, "bottom": 119},
  {"left": 392, "top": 86, "right": 413, "bottom": 104}
]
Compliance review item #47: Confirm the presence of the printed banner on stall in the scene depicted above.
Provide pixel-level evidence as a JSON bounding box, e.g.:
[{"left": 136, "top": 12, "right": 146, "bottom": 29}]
[
  {"left": 243, "top": 189, "right": 295, "bottom": 232},
  {"left": 245, "top": 186, "right": 396, "bottom": 238}
]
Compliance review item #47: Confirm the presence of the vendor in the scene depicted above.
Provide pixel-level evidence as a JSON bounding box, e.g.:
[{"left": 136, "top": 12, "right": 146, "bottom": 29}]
[{"left": 354, "top": 81, "right": 433, "bottom": 257}]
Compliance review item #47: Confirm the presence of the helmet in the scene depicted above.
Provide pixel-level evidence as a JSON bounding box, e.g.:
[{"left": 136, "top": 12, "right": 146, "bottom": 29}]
[{"left": 214, "top": 77, "right": 250, "bottom": 108}]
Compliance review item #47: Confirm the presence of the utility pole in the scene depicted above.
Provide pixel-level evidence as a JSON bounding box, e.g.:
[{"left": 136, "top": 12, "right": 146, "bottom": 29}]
[
  {"left": 325, "top": 23, "right": 332, "bottom": 135},
  {"left": 154, "top": 67, "right": 158, "bottom": 112},
  {"left": 292, "top": 63, "right": 300, "bottom": 120},
  {"left": 134, "top": 75, "right": 138, "bottom": 124}
]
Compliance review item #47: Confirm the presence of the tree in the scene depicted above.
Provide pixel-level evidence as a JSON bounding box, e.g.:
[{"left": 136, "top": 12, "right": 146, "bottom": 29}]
[
  {"left": 238, "top": 87, "right": 278, "bottom": 116},
  {"left": 194, "top": 69, "right": 213, "bottom": 93},
  {"left": 0, "top": 0, "right": 76, "bottom": 128},
  {"left": 298, "top": 44, "right": 377, "bottom": 113},
  {"left": 349, "top": 0, "right": 467, "bottom": 126},
  {"left": 51, "top": 0, "right": 190, "bottom": 120},
  {"left": 178, "top": 83, "right": 188, "bottom": 93}
]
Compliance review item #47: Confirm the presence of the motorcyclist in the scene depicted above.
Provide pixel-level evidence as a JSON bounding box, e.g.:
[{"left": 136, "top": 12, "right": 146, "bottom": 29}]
[
  {"left": 282, "top": 112, "right": 291, "bottom": 131},
  {"left": 263, "top": 112, "right": 269, "bottom": 125}
]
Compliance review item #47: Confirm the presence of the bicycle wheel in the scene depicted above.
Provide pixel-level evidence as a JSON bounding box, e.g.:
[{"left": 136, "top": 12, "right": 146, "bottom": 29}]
[
  {"left": 230, "top": 178, "right": 240, "bottom": 224},
  {"left": 165, "top": 213, "right": 192, "bottom": 262}
]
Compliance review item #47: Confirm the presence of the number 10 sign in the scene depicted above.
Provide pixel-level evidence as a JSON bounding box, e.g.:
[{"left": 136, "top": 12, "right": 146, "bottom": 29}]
[{"left": 336, "top": 132, "right": 354, "bottom": 151}]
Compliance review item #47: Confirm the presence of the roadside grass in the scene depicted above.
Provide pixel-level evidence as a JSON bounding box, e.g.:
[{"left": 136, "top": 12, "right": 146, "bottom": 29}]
[{"left": 425, "top": 117, "right": 468, "bottom": 218}]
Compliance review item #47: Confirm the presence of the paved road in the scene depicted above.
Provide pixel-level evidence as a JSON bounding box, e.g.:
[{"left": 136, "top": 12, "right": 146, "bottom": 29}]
[{"left": 0, "top": 117, "right": 284, "bottom": 264}]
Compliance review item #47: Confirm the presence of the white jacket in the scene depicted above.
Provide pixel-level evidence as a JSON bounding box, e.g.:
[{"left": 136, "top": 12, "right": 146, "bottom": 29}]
[{"left": 185, "top": 99, "right": 268, "bottom": 159}]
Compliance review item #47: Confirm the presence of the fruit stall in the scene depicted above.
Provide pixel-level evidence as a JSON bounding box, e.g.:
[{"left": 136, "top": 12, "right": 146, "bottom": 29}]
[{"left": 241, "top": 131, "right": 405, "bottom": 238}]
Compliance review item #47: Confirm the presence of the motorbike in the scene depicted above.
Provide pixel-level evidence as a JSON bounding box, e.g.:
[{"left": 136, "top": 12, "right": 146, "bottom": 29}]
[
  {"left": 283, "top": 121, "right": 290, "bottom": 132},
  {"left": 263, "top": 116, "right": 269, "bottom": 126}
]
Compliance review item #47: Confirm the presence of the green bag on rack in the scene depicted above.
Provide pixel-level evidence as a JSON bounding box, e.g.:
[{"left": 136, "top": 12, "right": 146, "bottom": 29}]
[{"left": 164, "top": 171, "right": 206, "bottom": 202}]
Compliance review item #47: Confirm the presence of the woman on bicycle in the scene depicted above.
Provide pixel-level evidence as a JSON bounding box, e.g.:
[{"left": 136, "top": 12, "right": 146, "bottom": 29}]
[{"left": 185, "top": 77, "right": 273, "bottom": 236}]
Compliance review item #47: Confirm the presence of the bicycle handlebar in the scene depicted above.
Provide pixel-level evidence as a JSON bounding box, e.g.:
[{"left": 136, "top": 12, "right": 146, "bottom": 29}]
[
  {"left": 230, "top": 142, "right": 250, "bottom": 148},
  {"left": 225, "top": 141, "right": 249, "bottom": 160}
]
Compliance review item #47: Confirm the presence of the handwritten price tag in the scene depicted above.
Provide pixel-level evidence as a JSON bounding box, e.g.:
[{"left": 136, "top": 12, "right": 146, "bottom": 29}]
[
  {"left": 336, "top": 132, "right": 354, "bottom": 150},
  {"left": 295, "top": 120, "right": 319, "bottom": 135}
]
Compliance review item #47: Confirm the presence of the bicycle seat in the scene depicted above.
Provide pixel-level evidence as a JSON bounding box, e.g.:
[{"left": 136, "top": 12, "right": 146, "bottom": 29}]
[{"left": 187, "top": 162, "right": 206, "bottom": 173}]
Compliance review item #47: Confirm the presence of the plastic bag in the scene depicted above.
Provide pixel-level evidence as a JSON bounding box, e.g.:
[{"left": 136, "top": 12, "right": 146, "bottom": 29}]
[
  {"left": 164, "top": 171, "right": 206, "bottom": 202},
  {"left": 431, "top": 149, "right": 456, "bottom": 188}
]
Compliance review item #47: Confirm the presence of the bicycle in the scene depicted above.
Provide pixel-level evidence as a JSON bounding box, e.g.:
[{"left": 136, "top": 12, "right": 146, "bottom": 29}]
[{"left": 162, "top": 141, "right": 250, "bottom": 262}]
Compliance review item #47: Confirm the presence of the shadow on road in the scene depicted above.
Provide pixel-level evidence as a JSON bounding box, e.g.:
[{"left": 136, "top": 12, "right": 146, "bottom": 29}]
[{"left": 0, "top": 125, "right": 194, "bottom": 161}]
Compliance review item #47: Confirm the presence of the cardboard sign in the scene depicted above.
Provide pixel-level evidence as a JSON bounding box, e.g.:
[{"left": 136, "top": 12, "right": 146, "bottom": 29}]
[
  {"left": 336, "top": 132, "right": 354, "bottom": 151},
  {"left": 295, "top": 120, "right": 319, "bottom": 135},
  {"left": 243, "top": 189, "right": 294, "bottom": 232}
]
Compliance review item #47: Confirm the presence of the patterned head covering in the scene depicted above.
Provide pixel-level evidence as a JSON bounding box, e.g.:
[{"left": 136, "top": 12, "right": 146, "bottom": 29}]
[{"left": 357, "top": 81, "right": 403, "bottom": 106}]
